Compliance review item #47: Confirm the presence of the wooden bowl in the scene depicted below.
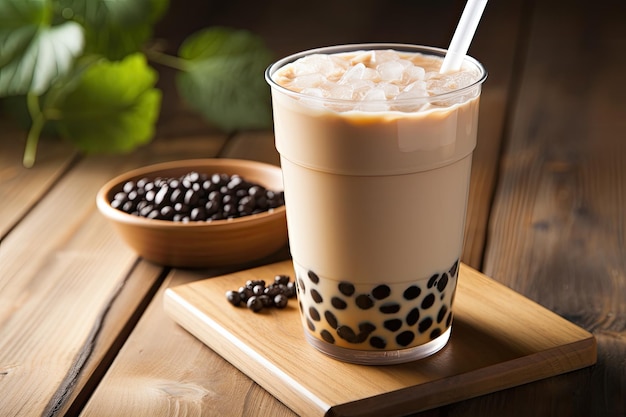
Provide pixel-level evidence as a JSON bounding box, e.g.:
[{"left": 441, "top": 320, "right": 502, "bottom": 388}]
[{"left": 96, "top": 159, "right": 288, "bottom": 268}]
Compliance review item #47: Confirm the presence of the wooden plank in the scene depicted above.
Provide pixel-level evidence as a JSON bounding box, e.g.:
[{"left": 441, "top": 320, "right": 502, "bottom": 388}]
[
  {"left": 80, "top": 262, "right": 296, "bottom": 417},
  {"left": 163, "top": 260, "right": 595, "bottom": 417},
  {"left": 0, "top": 118, "right": 76, "bottom": 238},
  {"left": 461, "top": 0, "right": 527, "bottom": 269},
  {"left": 221, "top": 131, "right": 280, "bottom": 166},
  {"left": 482, "top": 0, "right": 626, "bottom": 416},
  {"left": 79, "top": 130, "right": 293, "bottom": 416},
  {"left": 0, "top": 133, "right": 228, "bottom": 417}
]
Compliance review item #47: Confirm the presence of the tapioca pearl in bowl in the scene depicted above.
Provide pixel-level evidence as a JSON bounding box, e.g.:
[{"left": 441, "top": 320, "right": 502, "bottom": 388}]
[{"left": 96, "top": 158, "right": 288, "bottom": 268}]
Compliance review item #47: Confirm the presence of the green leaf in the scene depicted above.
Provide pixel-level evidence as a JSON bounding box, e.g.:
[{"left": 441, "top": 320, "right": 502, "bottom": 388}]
[
  {"left": 58, "top": 0, "right": 168, "bottom": 60},
  {"left": 176, "top": 27, "right": 273, "bottom": 132},
  {"left": 54, "top": 53, "right": 161, "bottom": 153},
  {"left": 0, "top": 0, "right": 84, "bottom": 96}
]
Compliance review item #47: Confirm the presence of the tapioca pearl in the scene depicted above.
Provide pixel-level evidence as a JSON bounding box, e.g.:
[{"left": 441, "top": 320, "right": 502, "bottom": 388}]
[
  {"left": 311, "top": 289, "right": 323, "bottom": 303},
  {"left": 430, "top": 327, "right": 442, "bottom": 340},
  {"left": 370, "top": 336, "right": 387, "bottom": 349},
  {"left": 321, "top": 329, "right": 335, "bottom": 344},
  {"left": 379, "top": 302, "right": 401, "bottom": 314},
  {"left": 427, "top": 273, "right": 439, "bottom": 289},
  {"left": 445, "top": 311, "right": 453, "bottom": 327},
  {"left": 337, "top": 322, "right": 376, "bottom": 344},
  {"left": 324, "top": 310, "right": 338, "bottom": 329},
  {"left": 331, "top": 296, "right": 347, "bottom": 309},
  {"left": 338, "top": 282, "right": 355, "bottom": 296},
  {"left": 355, "top": 294, "right": 374, "bottom": 309},
  {"left": 384, "top": 319, "right": 403, "bottom": 332},
  {"left": 298, "top": 278, "right": 306, "bottom": 294},
  {"left": 337, "top": 325, "right": 358, "bottom": 343},
  {"left": 437, "top": 273, "right": 449, "bottom": 292},
  {"left": 307, "top": 318, "right": 315, "bottom": 331},
  {"left": 406, "top": 308, "right": 420, "bottom": 326},
  {"left": 396, "top": 331, "right": 415, "bottom": 347},
  {"left": 359, "top": 322, "right": 376, "bottom": 335},
  {"left": 437, "top": 305, "right": 448, "bottom": 323},
  {"left": 418, "top": 317, "right": 433, "bottom": 334},
  {"left": 403, "top": 285, "right": 421, "bottom": 300},
  {"left": 309, "top": 306, "right": 321, "bottom": 321},
  {"left": 449, "top": 259, "right": 459, "bottom": 277},
  {"left": 308, "top": 270, "right": 320, "bottom": 284},
  {"left": 372, "top": 284, "right": 391, "bottom": 300},
  {"left": 421, "top": 293, "right": 435, "bottom": 309}
]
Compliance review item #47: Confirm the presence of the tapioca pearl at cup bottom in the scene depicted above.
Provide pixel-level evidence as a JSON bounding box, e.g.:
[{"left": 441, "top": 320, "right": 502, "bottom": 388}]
[
  {"left": 379, "top": 302, "right": 401, "bottom": 314},
  {"left": 384, "top": 319, "right": 403, "bottom": 331},
  {"left": 421, "top": 293, "right": 435, "bottom": 309},
  {"left": 355, "top": 294, "right": 375, "bottom": 309},
  {"left": 309, "top": 306, "right": 321, "bottom": 321},
  {"left": 371, "top": 284, "right": 391, "bottom": 300},
  {"left": 331, "top": 297, "right": 347, "bottom": 309},
  {"left": 308, "top": 270, "right": 320, "bottom": 284},
  {"left": 418, "top": 317, "right": 433, "bottom": 333},
  {"left": 370, "top": 336, "right": 387, "bottom": 349},
  {"left": 403, "top": 285, "right": 421, "bottom": 300},
  {"left": 297, "top": 259, "right": 459, "bottom": 349},
  {"left": 310, "top": 289, "right": 323, "bottom": 303},
  {"left": 338, "top": 282, "right": 355, "bottom": 296},
  {"left": 321, "top": 330, "right": 335, "bottom": 343},
  {"left": 406, "top": 307, "right": 420, "bottom": 326},
  {"left": 437, "top": 305, "right": 448, "bottom": 323},
  {"left": 324, "top": 310, "right": 338, "bottom": 328},
  {"left": 396, "top": 331, "right": 415, "bottom": 347}
]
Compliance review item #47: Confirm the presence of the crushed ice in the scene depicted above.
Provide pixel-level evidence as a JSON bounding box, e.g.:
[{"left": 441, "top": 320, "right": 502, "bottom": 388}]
[{"left": 273, "top": 49, "right": 480, "bottom": 111}]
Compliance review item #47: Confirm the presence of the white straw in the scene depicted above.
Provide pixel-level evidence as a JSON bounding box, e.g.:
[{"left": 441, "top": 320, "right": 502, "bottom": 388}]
[{"left": 440, "top": 0, "right": 488, "bottom": 73}]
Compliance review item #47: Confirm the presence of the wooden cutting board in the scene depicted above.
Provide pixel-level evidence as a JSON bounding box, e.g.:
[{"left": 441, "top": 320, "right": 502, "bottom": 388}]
[{"left": 164, "top": 261, "right": 596, "bottom": 417}]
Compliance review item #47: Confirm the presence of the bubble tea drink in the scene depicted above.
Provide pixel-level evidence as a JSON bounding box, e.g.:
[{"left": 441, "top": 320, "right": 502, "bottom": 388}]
[{"left": 266, "top": 44, "right": 486, "bottom": 364}]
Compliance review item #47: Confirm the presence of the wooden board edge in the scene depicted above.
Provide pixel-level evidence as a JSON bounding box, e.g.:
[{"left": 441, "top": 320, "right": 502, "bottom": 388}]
[
  {"left": 163, "top": 287, "right": 331, "bottom": 417},
  {"left": 327, "top": 334, "right": 597, "bottom": 417}
]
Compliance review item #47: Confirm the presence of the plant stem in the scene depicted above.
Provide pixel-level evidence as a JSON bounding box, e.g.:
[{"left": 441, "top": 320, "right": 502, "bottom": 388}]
[
  {"left": 145, "top": 49, "right": 189, "bottom": 72},
  {"left": 23, "top": 93, "right": 45, "bottom": 168}
]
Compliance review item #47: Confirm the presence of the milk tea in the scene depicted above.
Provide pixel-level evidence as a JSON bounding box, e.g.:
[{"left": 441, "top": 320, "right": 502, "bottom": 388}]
[{"left": 266, "top": 44, "right": 486, "bottom": 364}]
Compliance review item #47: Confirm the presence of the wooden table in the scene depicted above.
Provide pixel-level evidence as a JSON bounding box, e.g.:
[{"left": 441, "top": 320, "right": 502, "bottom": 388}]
[{"left": 1, "top": 1, "right": 624, "bottom": 416}]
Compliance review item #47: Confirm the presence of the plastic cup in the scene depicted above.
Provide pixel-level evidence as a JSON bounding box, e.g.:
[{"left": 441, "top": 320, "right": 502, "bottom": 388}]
[{"left": 266, "top": 44, "right": 487, "bottom": 365}]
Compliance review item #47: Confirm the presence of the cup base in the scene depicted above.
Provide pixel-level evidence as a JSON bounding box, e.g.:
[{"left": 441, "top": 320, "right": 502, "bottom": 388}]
[{"left": 304, "top": 326, "right": 451, "bottom": 365}]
